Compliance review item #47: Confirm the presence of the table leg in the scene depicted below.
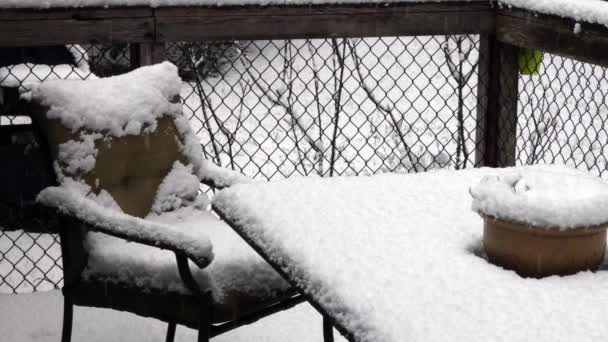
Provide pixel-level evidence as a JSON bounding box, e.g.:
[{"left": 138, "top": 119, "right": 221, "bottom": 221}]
[{"left": 323, "top": 316, "right": 334, "bottom": 342}]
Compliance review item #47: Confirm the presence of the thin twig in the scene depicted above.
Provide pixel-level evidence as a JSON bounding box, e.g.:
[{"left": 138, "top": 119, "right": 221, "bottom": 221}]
[
  {"left": 348, "top": 39, "right": 419, "bottom": 172},
  {"left": 187, "top": 47, "right": 222, "bottom": 165},
  {"left": 307, "top": 39, "right": 325, "bottom": 175},
  {"left": 329, "top": 38, "right": 347, "bottom": 177},
  {"left": 240, "top": 54, "right": 322, "bottom": 173},
  {"left": 443, "top": 36, "right": 478, "bottom": 169}
]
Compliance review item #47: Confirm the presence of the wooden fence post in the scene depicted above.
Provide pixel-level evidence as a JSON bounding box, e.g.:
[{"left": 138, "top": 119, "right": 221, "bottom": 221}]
[
  {"left": 130, "top": 42, "right": 166, "bottom": 68},
  {"left": 475, "top": 34, "right": 519, "bottom": 167}
]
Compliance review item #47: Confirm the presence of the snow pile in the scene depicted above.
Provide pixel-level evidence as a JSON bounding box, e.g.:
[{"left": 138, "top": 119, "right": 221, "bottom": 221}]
[
  {"left": 30, "top": 61, "right": 183, "bottom": 137},
  {"left": 55, "top": 132, "right": 100, "bottom": 177},
  {"left": 27, "top": 60, "right": 248, "bottom": 189},
  {"left": 199, "top": 159, "right": 253, "bottom": 188},
  {"left": 470, "top": 166, "right": 608, "bottom": 228},
  {"left": 213, "top": 164, "right": 608, "bottom": 342},
  {"left": 146, "top": 207, "right": 290, "bottom": 299},
  {"left": 500, "top": 0, "right": 608, "bottom": 29},
  {"left": 79, "top": 205, "right": 290, "bottom": 298},
  {"left": 37, "top": 185, "right": 215, "bottom": 270},
  {"left": 151, "top": 161, "right": 209, "bottom": 214}
]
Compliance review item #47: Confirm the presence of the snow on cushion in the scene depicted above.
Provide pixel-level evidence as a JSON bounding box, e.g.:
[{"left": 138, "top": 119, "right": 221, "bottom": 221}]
[
  {"left": 28, "top": 62, "right": 210, "bottom": 217},
  {"left": 35, "top": 114, "right": 186, "bottom": 217},
  {"left": 83, "top": 207, "right": 291, "bottom": 318},
  {"left": 29, "top": 62, "right": 183, "bottom": 137}
]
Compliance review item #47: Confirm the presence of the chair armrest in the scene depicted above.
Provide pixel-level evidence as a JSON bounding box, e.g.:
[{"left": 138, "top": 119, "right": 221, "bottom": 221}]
[
  {"left": 37, "top": 186, "right": 214, "bottom": 269},
  {"left": 199, "top": 159, "right": 253, "bottom": 190}
]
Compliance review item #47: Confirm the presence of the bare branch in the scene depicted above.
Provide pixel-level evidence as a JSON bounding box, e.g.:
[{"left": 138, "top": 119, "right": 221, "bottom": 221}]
[
  {"left": 348, "top": 39, "right": 419, "bottom": 173},
  {"left": 307, "top": 39, "right": 326, "bottom": 175},
  {"left": 329, "top": 38, "right": 347, "bottom": 177},
  {"left": 240, "top": 52, "right": 322, "bottom": 175},
  {"left": 186, "top": 47, "right": 222, "bottom": 165}
]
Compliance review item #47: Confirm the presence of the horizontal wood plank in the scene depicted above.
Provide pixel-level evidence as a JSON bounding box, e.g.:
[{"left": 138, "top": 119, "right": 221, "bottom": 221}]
[
  {"left": 0, "top": 7, "right": 153, "bottom": 21},
  {"left": 0, "top": 17, "right": 154, "bottom": 46},
  {"left": 156, "top": 1, "right": 491, "bottom": 17},
  {"left": 156, "top": 3, "right": 495, "bottom": 41},
  {"left": 0, "top": 7, "right": 152, "bottom": 21},
  {"left": 497, "top": 9, "right": 608, "bottom": 67}
]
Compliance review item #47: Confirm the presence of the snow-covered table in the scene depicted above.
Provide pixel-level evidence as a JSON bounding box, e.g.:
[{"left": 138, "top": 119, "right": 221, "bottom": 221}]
[{"left": 212, "top": 166, "right": 608, "bottom": 342}]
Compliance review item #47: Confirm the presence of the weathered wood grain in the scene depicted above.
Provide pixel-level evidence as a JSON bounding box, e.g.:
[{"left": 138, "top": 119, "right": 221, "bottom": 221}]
[
  {"left": 475, "top": 34, "right": 493, "bottom": 166},
  {"left": 476, "top": 36, "right": 519, "bottom": 167},
  {"left": 497, "top": 9, "right": 608, "bottom": 68},
  {"left": 0, "top": 17, "right": 154, "bottom": 46},
  {"left": 0, "top": 7, "right": 152, "bottom": 21},
  {"left": 156, "top": 3, "right": 495, "bottom": 41}
]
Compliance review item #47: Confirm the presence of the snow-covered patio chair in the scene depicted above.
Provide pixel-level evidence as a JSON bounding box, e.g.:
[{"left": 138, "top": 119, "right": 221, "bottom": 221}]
[{"left": 26, "top": 62, "right": 303, "bottom": 342}]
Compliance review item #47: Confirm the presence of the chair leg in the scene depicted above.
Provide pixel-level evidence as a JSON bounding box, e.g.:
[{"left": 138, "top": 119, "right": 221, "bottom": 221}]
[
  {"left": 323, "top": 316, "right": 334, "bottom": 342},
  {"left": 61, "top": 296, "right": 73, "bottom": 342},
  {"left": 197, "top": 304, "right": 210, "bottom": 342},
  {"left": 165, "top": 322, "right": 176, "bottom": 342},
  {"left": 197, "top": 324, "right": 209, "bottom": 342}
]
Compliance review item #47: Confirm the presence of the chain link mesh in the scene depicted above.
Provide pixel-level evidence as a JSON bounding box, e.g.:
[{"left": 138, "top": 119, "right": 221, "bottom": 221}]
[
  {"left": 0, "top": 44, "right": 129, "bottom": 293},
  {"left": 168, "top": 36, "right": 482, "bottom": 178},
  {"left": 1, "top": 37, "right": 606, "bottom": 294},
  {"left": 516, "top": 50, "right": 608, "bottom": 177}
]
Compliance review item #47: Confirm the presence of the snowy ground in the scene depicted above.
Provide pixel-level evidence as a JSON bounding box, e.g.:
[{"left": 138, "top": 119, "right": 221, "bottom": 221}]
[{"left": 0, "top": 290, "right": 347, "bottom": 342}]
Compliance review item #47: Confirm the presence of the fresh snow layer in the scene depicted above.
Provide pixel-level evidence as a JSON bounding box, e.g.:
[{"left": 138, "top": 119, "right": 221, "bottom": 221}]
[
  {"left": 470, "top": 166, "right": 608, "bottom": 228},
  {"left": 151, "top": 161, "right": 209, "bottom": 214},
  {"left": 0, "top": 0, "right": 448, "bottom": 9},
  {"left": 213, "top": 164, "right": 608, "bottom": 342},
  {"left": 29, "top": 61, "right": 183, "bottom": 137},
  {"left": 500, "top": 0, "right": 608, "bottom": 29},
  {"left": 84, "top": 206, "right": 290, "bottom": 299},
  {"left": 37, "top": 186, "right": 215, "bottom": 269},
  {"left": 37, "top": 185, "right": 289, "bottom": 298},
  {"left": 200, "top": 158, "right": 253, "bottom": 189},
  {"left": 27, "top": 61, "right": 245, "bottom": 190},
  {"left": 1, "top": 290, "right": 342, "bottom": 342}
]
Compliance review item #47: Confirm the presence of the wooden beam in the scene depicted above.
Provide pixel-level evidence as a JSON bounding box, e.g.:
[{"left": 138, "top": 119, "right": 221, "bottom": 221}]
[
  {"left": 0, "top": 18, "right": 154, "bottom": 47},
  {"left": 476, "top": 36, "right": 520, "bottom": 167},
  {"left": 132, "top": 43, "right": 166, "bottom": 66},
  {"left": 0, "top": 7, "right": 153, "bottom": 21},
  {"left": 156, "top": 2, "right": 495, "bottom": 42},
  {"left": 497, "top": 9, "right": 608, "bottom": 68},
  {"left": 495, "top": 42, "right": 520, "bottom": 167},
  {"left": 474, "top": 34, "right": 493, "bottom": 167},
  {"left": 0, "top": 7, "right": 154, "bottom": 46}
]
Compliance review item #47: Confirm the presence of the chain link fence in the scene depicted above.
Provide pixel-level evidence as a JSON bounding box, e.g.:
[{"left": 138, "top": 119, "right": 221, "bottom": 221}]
[
  {"left": 0, "top": 44, "right": 132, "bottom": 293},
  {"left": 1, "top": 37, "right": 607, "bottom": 293},
  {"left": 517, "top": 50, "right": 608, "bottom": 177},
  {"left": 168, "top": 36, "right": 482, "bottom": 178}
]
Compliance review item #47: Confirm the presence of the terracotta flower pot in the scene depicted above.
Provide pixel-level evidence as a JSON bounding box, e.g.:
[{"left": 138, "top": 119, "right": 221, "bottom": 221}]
[{"left": 482, "top": 216, "right": 607, "bottom": 278}]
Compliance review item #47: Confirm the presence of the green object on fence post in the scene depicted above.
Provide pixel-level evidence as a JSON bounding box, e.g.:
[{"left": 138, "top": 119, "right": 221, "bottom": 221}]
[{"left": 518, "top": 48, "right": 543, "bottom": 75}]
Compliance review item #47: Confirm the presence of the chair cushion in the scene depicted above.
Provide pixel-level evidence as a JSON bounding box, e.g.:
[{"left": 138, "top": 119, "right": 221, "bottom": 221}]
[
  {"left": 79, "top": 206, "right": 293, "bottom": 323},
  {"left": 34, "top": 110, "right": 185, "bottom": 217}
]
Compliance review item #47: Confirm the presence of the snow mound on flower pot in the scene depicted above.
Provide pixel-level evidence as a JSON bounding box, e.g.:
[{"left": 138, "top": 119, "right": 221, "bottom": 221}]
[{"left": 470, "top": 165, "right": 608, "bottom": 229}]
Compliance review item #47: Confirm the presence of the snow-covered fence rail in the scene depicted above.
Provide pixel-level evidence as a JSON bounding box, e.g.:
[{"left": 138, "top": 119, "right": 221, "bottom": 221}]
[{"left": 2, "top": 1, "right": 608, "bottom": 293}]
